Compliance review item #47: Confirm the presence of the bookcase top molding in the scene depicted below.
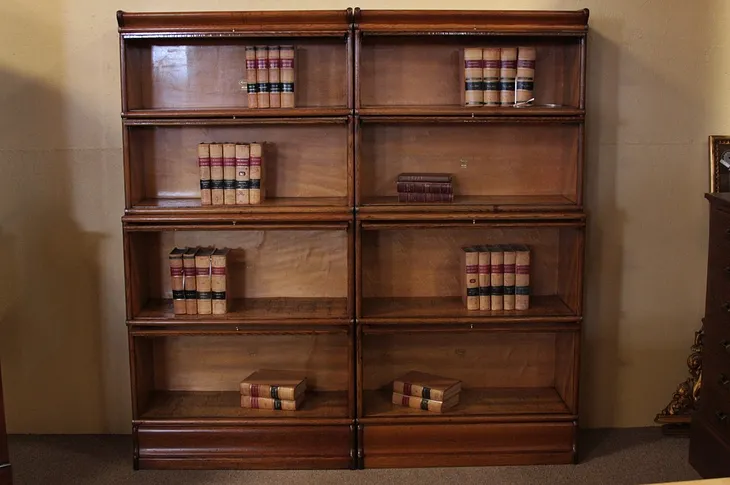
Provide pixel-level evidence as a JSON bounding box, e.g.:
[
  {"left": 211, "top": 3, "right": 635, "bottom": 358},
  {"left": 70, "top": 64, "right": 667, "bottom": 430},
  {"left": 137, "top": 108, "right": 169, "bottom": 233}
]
[{"left": 116, "top": 8, "right": 589, "bottom": 37}]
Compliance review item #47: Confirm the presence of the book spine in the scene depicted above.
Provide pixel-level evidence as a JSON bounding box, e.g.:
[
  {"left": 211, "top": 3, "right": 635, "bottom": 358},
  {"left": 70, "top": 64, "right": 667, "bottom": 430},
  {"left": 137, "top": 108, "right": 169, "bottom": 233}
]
[
  {"left": 499, "top": 47, "right": 517, "bottom": 107},
  {"left": 393, "top": 381, "right": 444, "bottom": 401},
  {"left": 235, "top": 143, "right": 251, "bottom": 205},
  {"left": 169, "top": 249, "right": 185, "bottom": 315},
  {"left": 280, "top": 45, "right": 295, "bottom": 108},
  {"left": 241, "top": 383, "right": 298, "bottom": 401},
  {"left": 397, "top": 174, "right": 452, "bottom": 183},
  {"left": 463, "top": 247, "right": 479, "bottom": 311},
  {"left": 397, "top": 193, "right": 454, "bottom": 203},
  {"left": 249, "top": 142, "right": 263, "bottom": 204},
  {"left": 245, "top": 46, "right": 258, "bottom": 108},
  {"left": 482, "top": 47, "right": 501, "bottom": 106},
  {"left": 223, "top": 143, "right": 237, "bottom": 205},
  {"left": 503, "top": 245, "right": 517, "bottom": 310},
  {"left": 396, "top": 181, "right": 453, "bottom": 194},
  {"left": 490, "top": 245, "right": 505, "bottom": 310},
  {"left": 183, "top": 249, "right": 198, "bottom": 315},
  {"left": 195, "top": 252, "right": 212, "bottom": 315},
  {"left": 256, "top": 45, "right": 270, "bottom": 109},
  {"left": 464, "top": 47, "right": 483, "bottom": 107},
  {"left": 478, "top": 247, "right": 491, "bottom": 311},
  {"left": 198, "top": 143, "right": 212, "bottom": 206},
  {"left": 268, "top": 45, "right": 281, "bottom": 109},
  {"left": 211, "top": 250, "right": 229, "bottom": 315},
  {"left": 515, "top": 245, "right": 531, "bottom": 310},
  {"left": 392, "top": 393, "right": 447, "bottom": 412},
  {"left": 241, "top": 395, "right": 300, "bottom": 411},
  {"left": 516, "top": 46, "right": 536, "bottom": 106},
  {"left": 209, "top": 143, "right": 224, "bottom": 206}
]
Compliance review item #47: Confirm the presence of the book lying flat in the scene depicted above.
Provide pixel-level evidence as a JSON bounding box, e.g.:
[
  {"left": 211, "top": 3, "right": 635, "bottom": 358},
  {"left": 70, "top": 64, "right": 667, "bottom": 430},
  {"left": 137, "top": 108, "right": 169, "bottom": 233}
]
[
  {"left": 240, "top": 369, "right": 307, "bottom": 401},
  {"left": 241, "top": 393, "right": 305, "bottom": 411},
  {"left": 393, "top": 370, "right": 462, "bottom": 402},
  {"left": 392, "top": 391, "right": 460, "bottom": 413}
]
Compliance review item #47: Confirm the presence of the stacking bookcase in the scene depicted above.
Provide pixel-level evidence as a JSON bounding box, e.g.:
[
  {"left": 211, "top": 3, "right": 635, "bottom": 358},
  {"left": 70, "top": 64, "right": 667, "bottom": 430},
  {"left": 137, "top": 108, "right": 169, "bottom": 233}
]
[{"left": 117, "top": 7, "right": 588, "bottom": 470}]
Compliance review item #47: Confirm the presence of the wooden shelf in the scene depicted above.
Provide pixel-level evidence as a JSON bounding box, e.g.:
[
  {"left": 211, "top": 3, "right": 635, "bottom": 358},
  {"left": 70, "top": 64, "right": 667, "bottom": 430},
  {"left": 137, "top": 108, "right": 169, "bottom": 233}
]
[
  {"left": 360, "top": 296, "right": 576, "bottom": 324},
  {"left": 358, "top": 106, "right": 583, "bottom": 119},
  {"left": 362, "top": 387, "right": 571, "bottom": 421},
  {"left": 124, "top": 108, "right": 351, "bottom": 120},
  {"left": 359, "top": 195, "right": 577, "bottom": 214},
  {"left": 128, "top": 197, "right": 351, "bottom": 215},
  {"left": 134, "top": 298, "right": 350, "bottom": 325},
  {"left": 140, "top": 390, "right": 349, "bottom": 421}
]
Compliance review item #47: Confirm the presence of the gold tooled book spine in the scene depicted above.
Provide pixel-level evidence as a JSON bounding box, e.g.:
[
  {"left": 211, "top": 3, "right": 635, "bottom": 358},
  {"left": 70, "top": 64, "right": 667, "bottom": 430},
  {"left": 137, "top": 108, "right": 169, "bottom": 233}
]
[
  {"left": 503, "top": 244, "right": 517, "bottom": 310},
  {"left": 256, "top": 45, "right": 270, "bottom": 109},
  {"left": 515, "top": 244, "right": 531, "bottom": 310},
  {"left": 245, "top": 46, "right": 258, "bottom": 108},
  {"left": 478, "top": 245, "right": 491, "bottom": 310},
  {"left": 211, "top": 248, "right": 230, "bottom": 315},
  {"left": 198, "top": 143, "right": 212, "bottom": 206},
  {"left": 183, "top": 247, "right": 198, "bottom": 315},
  {"left": 462, "top": 247, "right": 479, "bottom": 311},
  {"left": 209, "top": 143, "right": 224, "bottom": 206},
  {"left": 490, "top": 245, "right": 504, "bottom": 310},
  {"left": 268, "top": 45, "right": 281, "bottom": 109},
  {"left": 235, "top": 143, "right": 251, "bottom": 205},
  {"left": 280, "top": 45, "right": 295, "bottom": 108},
  {"left": 516, "top": 46, "right": 536, "bottom": 106},
  {"left": 195, "top": 248, "right": 214, "bottom": 315},
  {"left": 482, "top": 47, "right": 501, "bottom": 106},
  {"left": 169, "top": 248, "right": 186, "bottom": 315},
  {"left": 499, "top": 47, "right": 517, "bottom": 106},
  {"left": 249, "top": 142, "right": 264, "bottom": 204},
  {"left": 223, "top": 143, "right": 237, "bottom": 205},
  {"left": 463, "top": 48, "right": 483, "bottom": 107}
]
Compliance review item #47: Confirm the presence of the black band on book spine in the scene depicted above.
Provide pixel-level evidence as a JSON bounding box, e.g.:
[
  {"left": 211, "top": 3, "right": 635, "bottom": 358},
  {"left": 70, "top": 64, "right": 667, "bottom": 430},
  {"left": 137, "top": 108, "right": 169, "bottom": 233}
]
[
  {"left": 184, "top": 290, "right": 197, "bottom": 299},
  {"left": 465, "top": 81, "right": 483, "bottom": 90},
  {"left": 281, "top": 83, "right": 294, "bottom": 93},
  {"left": 274, "top": 399, "right": 282, "bottom": 410},
  {"left": 504, "top": 286, "right": 516, "bottom": 295},
  {"left": 479, "top": 287, "right": 490, "bottom": 295},
  {"left": 247, "top": 83, "right": 257, "bottom": 94},
  {"left": 235, "top": 180, "right": 251, "bottom": 189},
  {"left": 515, "top": 286, "right": 531, "bottom": 295},
  {"left": 212, "top": 291, "right": 226, "bottom": 300},
  {"left": 491, "top": 286, "right": 504, "bottom": 296},
  {"left": 500, "top": 81, "right": 516, "bottom": 91},
  {"left": 223, "top": 180, "right": 236, "bottom": 190},
  {"left": 257, "top": 82, "right": 269, "bottom": 93},
  {"left": 422, "top": 387, "right": 431, "bottom": 400},
  {"left": 200, "top": 180, "right": 212, "bottom": 189},
  {"left": 420, "top": 399, "right": 429, "bottom": 411},
  {"left": 483, "top": 81, "right": 500, "bottom": 90},
  {"left": 270, "top": 385, "right": 279, "bottom": 399},
  {"left": 172, "top": 290, "right": 185, "bottom": 299},
  {"left": 197, "top": 291, "right": 212, "bottom": 300},
  {"left": 516, "top": 81, "right": 534, "bottom": 90},
  {"left": 211, "top": 180, "right": 224, "bottom": 190},
  {"left": 250, "top": 179, "right": 261, "bottom": 189},
  {"left": 467, "top": 287, "right": 479, "bottom": 297},
  {"left": 269, "top": 83, "right": 281, "bottom": 93}
]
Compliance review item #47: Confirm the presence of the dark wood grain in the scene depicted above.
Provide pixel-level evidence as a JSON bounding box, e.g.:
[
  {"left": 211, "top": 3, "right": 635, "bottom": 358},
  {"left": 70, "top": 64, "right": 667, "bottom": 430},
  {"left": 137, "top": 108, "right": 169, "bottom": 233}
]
[
  {"left": 0, "top": 362, "right": 10, "bottom": 485},
  {"left": 690, "top": 193, "right": 730, "bottom": 478},
  {"left": 361, "top": 421, "right": 576, "bottom": 468},
  {"left": 136, "top": 423, "right": 353, "bottom": 470}
]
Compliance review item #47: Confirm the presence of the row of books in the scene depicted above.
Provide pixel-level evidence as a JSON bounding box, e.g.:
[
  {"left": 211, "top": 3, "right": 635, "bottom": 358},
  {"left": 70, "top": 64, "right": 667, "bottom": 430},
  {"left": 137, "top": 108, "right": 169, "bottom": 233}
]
[
  {"left": 462, "top": 244, "right": 531, "bottom": 311},
  {"left": 396, "top": 172, "right": 455, "bottom": 203},
  {"left": 240, "top": 370, "right": 307, "bottom": 410},
  {"left": 464, "top": 46, "right": 536, "bottom": 108},
  {"left": 198, "top": 142, "right": 265, "bottom": 206},
  {"left": 392, "top": 370, "right": 461, "bottom": 413},
  {"left": 245, "top": 45, "right": 295, "bottom": 109},
  {"left": 169, "top": 247, "right": 230, "bottom": 315}
]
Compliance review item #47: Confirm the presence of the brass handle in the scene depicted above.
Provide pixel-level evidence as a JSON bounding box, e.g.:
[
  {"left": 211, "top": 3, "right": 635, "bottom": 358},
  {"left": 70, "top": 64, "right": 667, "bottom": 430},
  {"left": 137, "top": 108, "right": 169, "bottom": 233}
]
[
  {"left": 716, "top": 411, "right": 728, "bottom": 423},
  {"left": 720, "top": 374, "right": 730, "bottom": 389}
]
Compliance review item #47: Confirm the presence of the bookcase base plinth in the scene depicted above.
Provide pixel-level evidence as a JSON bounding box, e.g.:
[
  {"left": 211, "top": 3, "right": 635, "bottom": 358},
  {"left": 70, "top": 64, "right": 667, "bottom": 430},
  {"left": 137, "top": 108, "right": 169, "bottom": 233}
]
[
  {"left": 360, "top": 421, "right": 576, "bottom": 468},
  {"left": 135, "top": 423, "right": 355, "bottom": 470}
]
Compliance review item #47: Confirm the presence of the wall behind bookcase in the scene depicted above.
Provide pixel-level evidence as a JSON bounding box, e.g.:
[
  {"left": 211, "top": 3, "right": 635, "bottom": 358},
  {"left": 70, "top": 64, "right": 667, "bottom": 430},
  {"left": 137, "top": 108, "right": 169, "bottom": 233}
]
[{"left": 0, "top": 0, "right": 723, "bottom": 433}]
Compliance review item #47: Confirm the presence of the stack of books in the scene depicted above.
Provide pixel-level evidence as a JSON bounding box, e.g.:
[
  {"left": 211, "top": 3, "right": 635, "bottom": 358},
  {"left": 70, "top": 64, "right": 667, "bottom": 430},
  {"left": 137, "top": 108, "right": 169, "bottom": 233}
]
[
  {"left": 463, "top": 46, "right": 536, "bottom": 107},
  {"left": 169, "top": 246, "right": 230, "bottom": 316},
  {"left": 396, "top": 173, "right": 454, "bottom": 203},
  {"left": 392, "top": 370, "right": 461, "bottom": 413},
  {"left": 462, "top": 244, "right": 531, "bottom": 311},
  {"left": 240, "top": 369, "right": 307, "bottom": 411},
  {"left": 198, "top": 142, "right": 265, "bottom": 207}
]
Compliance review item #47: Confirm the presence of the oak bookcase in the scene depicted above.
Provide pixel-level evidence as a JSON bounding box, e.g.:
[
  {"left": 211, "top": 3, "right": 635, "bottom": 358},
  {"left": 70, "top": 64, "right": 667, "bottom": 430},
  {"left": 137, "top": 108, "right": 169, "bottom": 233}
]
[{"left": 117, "top": 8, "right": 588, "bottom": 470}]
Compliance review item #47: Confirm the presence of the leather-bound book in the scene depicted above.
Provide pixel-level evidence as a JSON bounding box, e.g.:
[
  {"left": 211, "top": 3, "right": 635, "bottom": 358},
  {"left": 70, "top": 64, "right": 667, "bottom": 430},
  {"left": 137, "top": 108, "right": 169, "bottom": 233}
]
[
  {"left": 392, "top": 392, "right": 460, "bottom": 413},
  {"left": 515, "top": 244, "right": 531, "bottom": 310},
  {"left": 235, "top": 143, "right": 251, "bottom": 205},
  {"left": 240, "top": 369, "right": 307, "bottom": 401},
  {"left": 393, "top": 370, "right": 462, "bottom": 402},
  {"left": 249, "top": 142, "right": 264, "bottom": 204},
  {"left": 255, "top": 45, "right": 270, "bottom": 108},
  {"left": 241, "top": 394, "right": 305, "bottom": 411},
  {"left": 245, "top": 46, "right": 258, "bottom": 108},
  {"left": 478, "top": 245, "right": 491, "bottom": 310},
  {"left": 211, "top": 248, "right": 230, "bottom": 315},
  {"left": 499, "top": 47, "right": 517, "bottom": 106},
  {"left": 223, "top": 143, "right": 237, "bottom": 205},
  {"left": 268, "top": 45, "right": 281, "bottom": 108},
  {"left": 516, "top": 46, "right": 536, "bottom": 106},
  {"left": 194, "top": 247, "right": 215, "bottom": 315},
  {"left": 209, "top": 143, "right": 224, "bottom": 206},
  {"left": 198, "top": 143, "right": 212, "bottom": 206},
  {"left": 503, "top": 244, "right": 517, "bottom": 310},
  {"left": 463, "top": 47, "right": 483, "bottom": 107},
  {"left": 482, "top": 47, "right": 501, "bottom": 106},
  {"left": 183, "top": 247, "right": 199, "bottom": 315},
  {"left": 280, "top": 45, "right": 295, "bottom": 108},
  {"left": 169, "top": 247, "right": 186, "bottom": 315},
  {"left": 461, "top": 246, "right": 479, "bottom": 310},
  {"left": 489, "top": 244, "right": 505, "bottom": 310}
]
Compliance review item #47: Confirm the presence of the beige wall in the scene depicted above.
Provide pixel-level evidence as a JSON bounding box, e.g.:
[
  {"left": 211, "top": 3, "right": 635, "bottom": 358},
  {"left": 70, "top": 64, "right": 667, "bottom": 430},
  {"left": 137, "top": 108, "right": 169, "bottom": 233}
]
[{"left": 0, "top": 0, "right": 720, "bottom": 433}]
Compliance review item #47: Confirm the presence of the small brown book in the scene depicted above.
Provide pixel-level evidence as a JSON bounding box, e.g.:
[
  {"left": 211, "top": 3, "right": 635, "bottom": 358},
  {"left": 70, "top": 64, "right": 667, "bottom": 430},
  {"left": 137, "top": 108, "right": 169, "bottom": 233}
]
[
  {"left": 235, "top": 143, "right": 251, "bottom": 205},
  {"left": 197, "top": 143, "right": 212, "bottom": 206},
  {"left": 245, "top": 46, "right": 258, "bottom": 108},
  {"left": 249, "top": 142, "right": 265, "bottom": 204},
  {"left": 211, "top": 248, "right": 230, "bottom": 315},
  {"left": 223, "top": 143, "right": 237, "bottom": 205},
  {"left": 168, "top": 247, "right": 186, "bottom": 315},
  {"left": 461, "top": 246, "right": 479, "bottom": 310},
  {"left": 194, "top": 247, "right": 215, "bottom": 315},
  {"left": 392, "top": 392, "right": 460, "bottom": 413},
  {"left": 392, "top": 370, "right": 462, "bottom": 402},
  {"left": 209, "top": 143, "right": 224, "bottom": 206},
  {"left": 280, "top": 45, "right": 295, "bottom": 108},
  {"left": 240, "top": 369, "right": 307, "bottom": 401},
  {"left": 397, "top": 172, "right": 452, "bottom": 183},
  {"left": 182, "top": 247, "right": 199, "bottom": 315},
  {"left": 241, "top": 394, "right": 305, "bottom": 411}
]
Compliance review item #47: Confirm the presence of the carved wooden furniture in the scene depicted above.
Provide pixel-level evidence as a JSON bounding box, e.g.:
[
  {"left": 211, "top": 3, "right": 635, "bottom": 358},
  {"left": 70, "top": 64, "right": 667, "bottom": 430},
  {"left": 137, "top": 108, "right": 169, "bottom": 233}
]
[
  {"left": 689, "top": 193, "right": 730, "bottom": 478},
  {"left": 117, "top": 7, "right": 589, "bottom": 470},
  {"left": 0, "top": 361, "right": 11, "bottom": 485}
]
